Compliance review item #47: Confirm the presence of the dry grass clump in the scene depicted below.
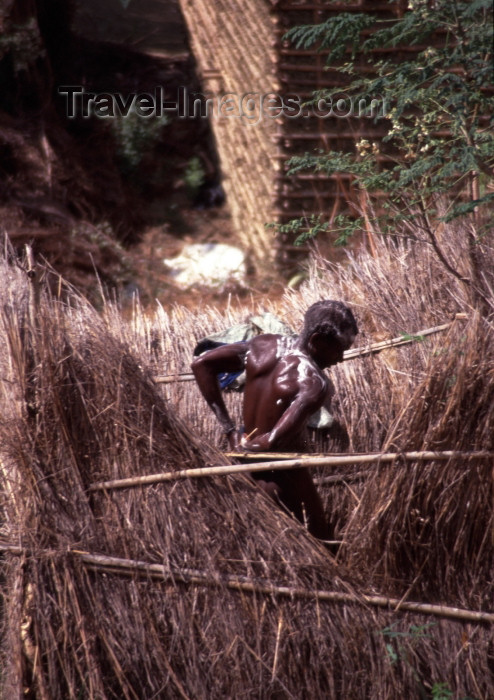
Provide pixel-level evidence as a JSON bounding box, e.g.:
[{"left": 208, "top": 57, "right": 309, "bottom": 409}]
[
  {"left": 0, "top": 257, "right": 409, "bottom": 699},
  {"left": 343, "top": 314, "right": 494, "bottom": 610},
  {"left": 1, "top": 219, "right": 493, "bottom": 698},
  {"left": 282, "top": 228, "right": 494, "bottom": 615}
]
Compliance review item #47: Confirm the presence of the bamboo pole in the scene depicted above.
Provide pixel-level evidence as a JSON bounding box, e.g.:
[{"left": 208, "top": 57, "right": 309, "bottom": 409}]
[
  {"left": 88, "top": 451, "right": 492, "bottom": 493},
  {"left": 23, "top": 244, "right": 43, "bottom": 421},
  {"left": 2, "top": 544, "right": 490, "bottom": 624},
  {"left": 343, "top": 314, "right": 467, "bottom": 360},
  {"left": 155, "top": 373, "right": 195, "bottom": 384},
  {"left": 78, "top": 552, "right": 494, "bottom": 623},
  {"left": 153, "top": 315, "right": 467, "bottom": 384}
]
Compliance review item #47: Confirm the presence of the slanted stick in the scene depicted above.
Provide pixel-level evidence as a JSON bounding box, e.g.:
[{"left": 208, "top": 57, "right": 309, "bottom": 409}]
[
  {"left": 2, "top": 546, "right": 489, "bottom": 624},
  {"left": 343, "top": 314, "right": 466, "bottom": 360},
  {"left": 226, "top": 451, "right": 368, "bottom": 460},
  {"left": 88, "top": 450, "right": 491, "bottom": 492},
  {"left": 153, "top": 314, "right": 467, "bottom": 384}
]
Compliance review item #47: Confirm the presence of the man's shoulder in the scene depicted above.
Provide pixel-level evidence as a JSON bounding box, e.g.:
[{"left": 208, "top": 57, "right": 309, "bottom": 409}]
[
  {"left": 286, "top": 350, "right": 330, "bottom": 398},
  {"left": 248, "top": 333, "right": 281, "bottom": 357},
  {"left": 250, "top": 334, "right": 298, "bottom": 353},
  {"left": 247, "top": 336, "right": 326, "bottom": 383},
  {"left": 250, "top": 333, "right": 284, "bottom": 348},
  {"left": 246, "top": 334, "right": 288, "bottom": 375},
  {"left": 248, "top": 334, "right": 301, "bottom": 361}
]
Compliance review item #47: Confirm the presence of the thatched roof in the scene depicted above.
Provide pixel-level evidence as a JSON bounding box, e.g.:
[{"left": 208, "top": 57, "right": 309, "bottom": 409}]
[{"left": 1, "top": 228, "right": 493, "bottom": 697}]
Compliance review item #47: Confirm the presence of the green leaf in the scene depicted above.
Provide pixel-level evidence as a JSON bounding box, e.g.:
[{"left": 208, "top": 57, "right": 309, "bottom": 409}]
[
  {"left": 385, "top": 643, "right": 399, "bottom": 665},
  {"left": 440, "top": 193, "right": 494, "bottom": 222},
  {"left": 399, "top": 333, "right": 425, "bottom": 343},
  {"left": 284, "top": 14, "right": 376, "bottom": 63},
  {"left": 431, "top": 682, "right": 454, "bottom": 700}
]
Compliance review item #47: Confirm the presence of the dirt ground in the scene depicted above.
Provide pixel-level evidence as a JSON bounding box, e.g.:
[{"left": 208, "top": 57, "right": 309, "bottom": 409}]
[{"left": 126, "top": 207, "right": 289, "bottom": 311}]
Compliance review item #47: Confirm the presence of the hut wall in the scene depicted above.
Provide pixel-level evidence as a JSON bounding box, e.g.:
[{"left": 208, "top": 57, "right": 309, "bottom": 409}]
[{"left": 178, "top": 0, "right": 282, "bottom": 264}]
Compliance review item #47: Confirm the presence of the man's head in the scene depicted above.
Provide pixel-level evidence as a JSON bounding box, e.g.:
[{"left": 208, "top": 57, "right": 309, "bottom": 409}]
[{"left": 299, "top": 300, "right": 358, "bottom": 367}]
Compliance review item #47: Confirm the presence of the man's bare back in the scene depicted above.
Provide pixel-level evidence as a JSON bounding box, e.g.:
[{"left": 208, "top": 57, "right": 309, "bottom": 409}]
[
  {"left": 191, "top": 301, "right": 358, "bottom": 540},
  {"left": 242, "top": 334, "right": 330, "bottom": 452}
]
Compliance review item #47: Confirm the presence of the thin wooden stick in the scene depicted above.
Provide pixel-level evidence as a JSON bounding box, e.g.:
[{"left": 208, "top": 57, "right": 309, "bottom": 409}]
[
  {"left": 226, "top": 451, "right": 369, "bottom": 460},
  {"left": 153, "top": 315, "right": 467, "bottom": 384},
  {"left": 315, "top": 470, "right": 370, "bottom": 486},
  {"left": 64, "top": 553, "right": 494, "bottom": 623},
  {"left": 226, "top": 457, "right": 373, "bottom": 485},
  {"left": 2, "top": 545, "right": 490, "bottom": 624},
  {"left": 343, "top": 315, "right": 466, "bottom": 360},
  {"left": 88, "top": 451, "right": 492, "bottom": 492},
  {"left": 25, "top": 244, "right": 42, "bottom": 320},
  {"left": 154, "top": 374, "right": 195, "bottom": 384}
]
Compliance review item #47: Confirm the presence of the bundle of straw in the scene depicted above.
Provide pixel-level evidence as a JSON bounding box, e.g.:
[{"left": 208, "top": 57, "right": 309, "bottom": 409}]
[{"left": 1, "top": 223, "right": 493, "bottom": 698}]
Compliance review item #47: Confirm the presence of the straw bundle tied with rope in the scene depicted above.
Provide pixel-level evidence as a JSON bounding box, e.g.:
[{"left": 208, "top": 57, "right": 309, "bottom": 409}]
[{"left": 1, "top": 222, "right": 493, "bottom": 698}]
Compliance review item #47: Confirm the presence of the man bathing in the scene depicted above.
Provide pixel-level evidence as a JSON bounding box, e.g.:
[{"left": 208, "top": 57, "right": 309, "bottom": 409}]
[{"left": 191, "top": 300, "right": 358, "bottom": 540}]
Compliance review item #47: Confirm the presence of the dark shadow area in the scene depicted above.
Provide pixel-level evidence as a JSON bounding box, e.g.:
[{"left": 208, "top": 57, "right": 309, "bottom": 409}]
[{"left": 0, "top": 0, "right": 226, "bottom": 293}]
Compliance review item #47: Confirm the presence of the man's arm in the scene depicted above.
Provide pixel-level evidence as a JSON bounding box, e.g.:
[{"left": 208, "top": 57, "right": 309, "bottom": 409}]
[{"left": 191, "top": 341, "right": 249, "bottom": 447}]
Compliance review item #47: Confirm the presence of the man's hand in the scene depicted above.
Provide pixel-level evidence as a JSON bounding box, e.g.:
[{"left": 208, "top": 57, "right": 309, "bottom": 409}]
[{"left": 240, "top": 431, "right": 271, "bottom": 452}]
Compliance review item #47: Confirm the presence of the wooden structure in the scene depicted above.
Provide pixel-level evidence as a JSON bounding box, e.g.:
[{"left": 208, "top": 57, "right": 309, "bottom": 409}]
[{"left": 177, "top": 0, "right": 406, "bottom": 270}]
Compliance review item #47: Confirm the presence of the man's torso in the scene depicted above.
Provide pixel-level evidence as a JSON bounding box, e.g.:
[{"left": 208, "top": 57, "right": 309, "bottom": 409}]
[{"left": 243, "top": 334, "right": 329, "bottom": 449}]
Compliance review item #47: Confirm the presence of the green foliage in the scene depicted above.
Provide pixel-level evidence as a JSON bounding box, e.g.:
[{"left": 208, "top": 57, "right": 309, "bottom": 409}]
[
  {"left": 183, "top": 156, "right": 206, "bottom": 198},
  {"left": 267, "top": 214, "right": 327, "bottom": 245},
  {"left": 440, "top": 192, "right": 494, "bottom": 223},
  {"left": 430, "top": 683, "right": 476, "bottom": 700},
  {"left": 282, "top": 0, "right": 494, "bottom": 248},
  {"left": 378, "top": 624, "right": 476, "bottom": 699},
  {"left": 286, "top": 13, "right": 375, "bottom": 63},
  {"left": 399, "top": 332, "right": 425, "bottom": 343},
  {"left": 267, "top": 212, "right": 364, "bottom": 246},
  {"left": 430, "top": 682, "right": 454, "bottom": 700},
  {"left": 112, "top": 109, "right": 169, "bottom": 178},
  {"left": 380, "top": 621, "right": 434, "bottom": 644}
]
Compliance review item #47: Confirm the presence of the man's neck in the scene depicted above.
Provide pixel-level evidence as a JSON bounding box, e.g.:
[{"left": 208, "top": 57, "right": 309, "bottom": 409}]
[{"left": 293, "top": 340, "right": 326, "bottom": 369}]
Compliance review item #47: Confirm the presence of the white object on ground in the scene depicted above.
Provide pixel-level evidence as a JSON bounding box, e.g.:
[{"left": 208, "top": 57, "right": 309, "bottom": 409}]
[{"left": 164, "top": 243, "right": 246, "bottom": 289}]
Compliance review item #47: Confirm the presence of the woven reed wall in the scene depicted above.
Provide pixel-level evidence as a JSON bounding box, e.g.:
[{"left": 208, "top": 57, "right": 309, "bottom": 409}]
[
  {"left": 178, "top": 0, "right": 407, "bottom": 269},
  {"left": 178, "top": 0, "right": 281, "bottom": 263}
]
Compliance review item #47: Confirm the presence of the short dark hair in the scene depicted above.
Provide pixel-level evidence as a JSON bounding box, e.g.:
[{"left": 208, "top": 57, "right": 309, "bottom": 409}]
[{"left": 299, "top": 300, "right": 358, "bottom": 348}]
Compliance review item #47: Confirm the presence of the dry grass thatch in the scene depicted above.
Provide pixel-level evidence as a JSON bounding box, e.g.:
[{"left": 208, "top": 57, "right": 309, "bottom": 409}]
[
  {"left": 176, "top": 0, "right": 280, "bottom": 264},
  {"left": 290, "top": 225, "right": 494, "bottom": 613},
  {"left": 1, "top": 222, "right": 493, "bottom": 698}
]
